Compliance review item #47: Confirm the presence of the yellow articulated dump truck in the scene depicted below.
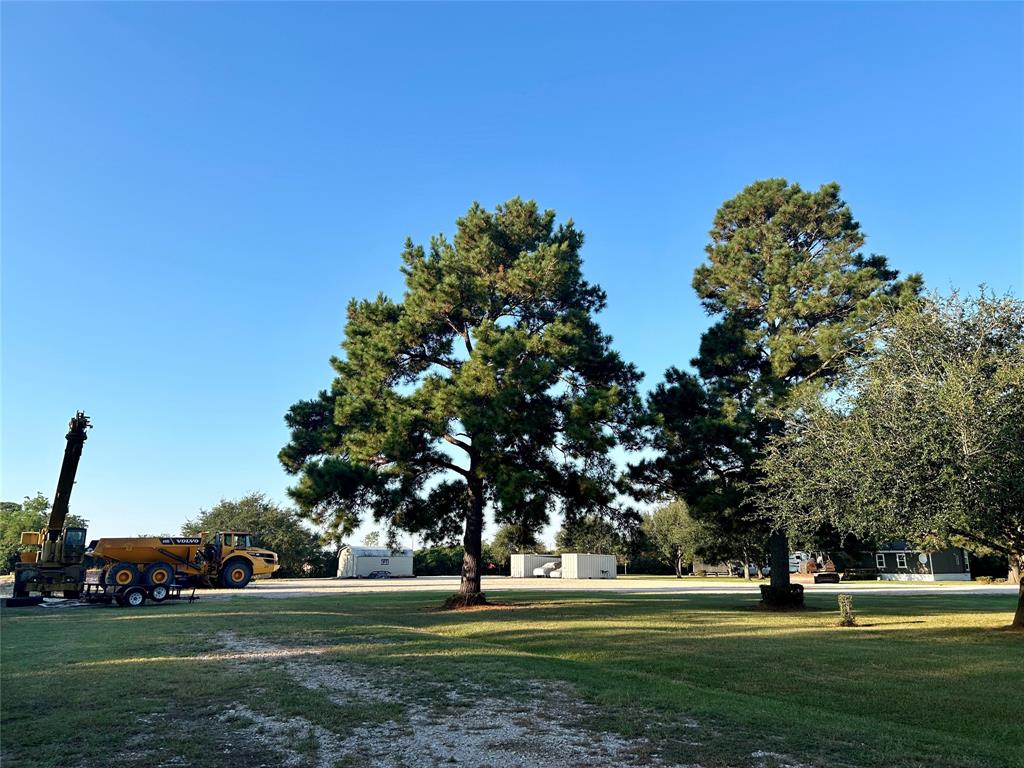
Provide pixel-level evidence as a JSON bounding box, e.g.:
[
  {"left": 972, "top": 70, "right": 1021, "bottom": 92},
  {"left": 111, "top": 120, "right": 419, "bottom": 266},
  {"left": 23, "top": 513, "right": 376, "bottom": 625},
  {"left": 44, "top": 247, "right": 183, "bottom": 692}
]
[{"left": 83, "top": 531, "right": 281, "bottom": 605}]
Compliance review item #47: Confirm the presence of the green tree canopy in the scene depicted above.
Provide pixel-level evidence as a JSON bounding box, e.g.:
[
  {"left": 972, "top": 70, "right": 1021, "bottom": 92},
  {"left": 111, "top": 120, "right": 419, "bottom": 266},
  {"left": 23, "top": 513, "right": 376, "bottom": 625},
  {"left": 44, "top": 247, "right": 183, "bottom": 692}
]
[
  {"left": 634, "top": 179, "right": 920, "bottom": 602},
  {"left": 183, "top": 493, "right": 328, "bottom": 577},
  {"left": 489, "top": 522, "right": 542, "bottom": 566},
  {"left": 760, "top": 292, "right": 1024, "bottom": 626},
  {"left": 640, "top": 501, "right": 704, "bottom": 577},
  {"left": 1, "top": 494, "right": 87, "bottom": 574},
  {"left": 555, "top": 514, "right": 627, "bottom": 557},
  {"left": 280, "top": 199, "right": 645, "bottom": 605}
]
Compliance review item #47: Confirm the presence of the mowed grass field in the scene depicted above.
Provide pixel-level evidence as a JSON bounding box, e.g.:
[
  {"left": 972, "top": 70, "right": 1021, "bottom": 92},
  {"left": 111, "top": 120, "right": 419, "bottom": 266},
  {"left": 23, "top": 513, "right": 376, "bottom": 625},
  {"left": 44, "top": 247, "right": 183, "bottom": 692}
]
[{"left": 1, "top": 590, "right": 1021, "bottom": 768}]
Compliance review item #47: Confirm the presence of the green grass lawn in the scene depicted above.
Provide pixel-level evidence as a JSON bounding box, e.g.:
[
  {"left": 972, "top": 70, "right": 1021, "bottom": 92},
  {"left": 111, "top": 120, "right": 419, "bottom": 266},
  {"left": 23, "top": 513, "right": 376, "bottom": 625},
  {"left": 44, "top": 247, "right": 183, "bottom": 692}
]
[{"left": 2, "top": 590, "right": 1021, "bottom": 768}]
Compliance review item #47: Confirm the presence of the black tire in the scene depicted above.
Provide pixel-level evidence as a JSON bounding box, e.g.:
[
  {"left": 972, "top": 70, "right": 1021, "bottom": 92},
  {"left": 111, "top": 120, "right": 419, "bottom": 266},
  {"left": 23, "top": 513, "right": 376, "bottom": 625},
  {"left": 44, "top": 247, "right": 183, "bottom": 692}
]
[
  {"left": 122, "top": 587, "right": 147, "bottom": 608},
  {"left": 220, "top": 559, "right": 253, "bottom": 588},
  {"left": 63, "top": 590, "right": 81, "bottom": 599},
  {"left": 143, "top": 562, "right": 175, "bottom": 587},
  {"left": 106, "top": 562, "right": 138, "bottom": 587},
  {"left": 149, "top": 584, "right": 169, "bottom": 602}
]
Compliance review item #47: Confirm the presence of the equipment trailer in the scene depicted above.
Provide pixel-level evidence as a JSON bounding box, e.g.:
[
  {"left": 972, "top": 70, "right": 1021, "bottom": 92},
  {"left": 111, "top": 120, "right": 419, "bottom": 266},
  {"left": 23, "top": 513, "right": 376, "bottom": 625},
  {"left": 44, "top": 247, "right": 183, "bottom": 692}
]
[{"left": 81, "top": 575, "right": 196, "bottom": 607}]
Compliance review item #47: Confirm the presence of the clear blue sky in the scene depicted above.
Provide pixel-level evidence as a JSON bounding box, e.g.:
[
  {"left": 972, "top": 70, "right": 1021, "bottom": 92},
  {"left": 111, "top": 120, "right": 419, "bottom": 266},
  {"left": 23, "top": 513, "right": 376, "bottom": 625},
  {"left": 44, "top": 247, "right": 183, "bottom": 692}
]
[{"left": 2, "top": 2, "right": 1021, "bottom": 545}]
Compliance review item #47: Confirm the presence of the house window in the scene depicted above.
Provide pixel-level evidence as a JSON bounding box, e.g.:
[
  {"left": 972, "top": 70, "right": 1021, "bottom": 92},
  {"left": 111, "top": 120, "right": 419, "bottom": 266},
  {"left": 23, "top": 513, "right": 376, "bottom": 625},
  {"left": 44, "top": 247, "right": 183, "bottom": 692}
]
[
  {"left": 875, "top": 553, "right": 886, "bottom": 569},
  {"left": 896, "top": 553, "right": 908, "bottom": 569}
]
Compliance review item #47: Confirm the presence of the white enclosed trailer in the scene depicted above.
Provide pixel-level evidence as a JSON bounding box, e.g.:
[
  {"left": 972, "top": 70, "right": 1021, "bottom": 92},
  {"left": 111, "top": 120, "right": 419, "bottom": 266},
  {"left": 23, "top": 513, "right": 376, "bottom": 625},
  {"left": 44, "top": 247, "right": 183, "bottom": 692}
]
[
  {"left": 510, "top": 553, "right": 560, "bottom": 578},
  {"left": 337, "top": 546, "right": 414, "bottom": 578},
  {"left": 560, "top": 553, "right": 617, "bottom": 579}
]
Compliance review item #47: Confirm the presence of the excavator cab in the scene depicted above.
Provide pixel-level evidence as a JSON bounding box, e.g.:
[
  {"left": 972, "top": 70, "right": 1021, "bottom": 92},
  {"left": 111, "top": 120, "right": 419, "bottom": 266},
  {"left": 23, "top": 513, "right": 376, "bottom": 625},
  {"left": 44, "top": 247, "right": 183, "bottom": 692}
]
[{"left": 62, "top": 527, "right": 87, "bottom": 563}]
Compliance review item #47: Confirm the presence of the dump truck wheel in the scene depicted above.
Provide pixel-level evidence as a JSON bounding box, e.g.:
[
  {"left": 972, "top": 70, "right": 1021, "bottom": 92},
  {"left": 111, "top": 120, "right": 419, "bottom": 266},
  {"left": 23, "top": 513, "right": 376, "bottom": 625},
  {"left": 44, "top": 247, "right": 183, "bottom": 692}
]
[
  {"left": 144, "top": 562, "right": 174, "bottom": 587},
  {"left": 220, "top": 559, "right": 252, "bottom": 588},
  {"left": 149, "top": 585, "right": 169, "bottom": 602},
  {"left": 122, "top": 587, "right": 147, "bottom": 608},
  {"left": 106, "top": 563, "right": 138, "bottom": 587}
]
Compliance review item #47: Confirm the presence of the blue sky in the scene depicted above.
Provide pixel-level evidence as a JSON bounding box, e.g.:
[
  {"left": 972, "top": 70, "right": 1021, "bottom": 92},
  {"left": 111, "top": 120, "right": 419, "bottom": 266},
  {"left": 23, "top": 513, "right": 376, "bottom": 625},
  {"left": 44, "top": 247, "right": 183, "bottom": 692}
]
[{"left": 3, "top": 2, "right": 1021, "bottom": 546}]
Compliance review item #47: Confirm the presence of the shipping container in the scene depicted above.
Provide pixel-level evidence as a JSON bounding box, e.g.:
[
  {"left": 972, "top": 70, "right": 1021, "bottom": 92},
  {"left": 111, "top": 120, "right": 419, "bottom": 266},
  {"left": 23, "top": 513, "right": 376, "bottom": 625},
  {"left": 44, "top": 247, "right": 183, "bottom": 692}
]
[
  {"left": 560, "top": 553, "right": 616, "bottom": 579},
  {"left": 510, "top": 553, "right": 560, "bottom": 578}
]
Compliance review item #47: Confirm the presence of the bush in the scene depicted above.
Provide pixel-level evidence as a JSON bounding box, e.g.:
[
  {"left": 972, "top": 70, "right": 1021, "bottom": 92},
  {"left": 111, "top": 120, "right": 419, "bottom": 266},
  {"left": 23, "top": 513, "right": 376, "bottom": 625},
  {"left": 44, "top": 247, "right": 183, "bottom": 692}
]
[{"left": 413, "top": 546, "right": 462, "bottom": 575}]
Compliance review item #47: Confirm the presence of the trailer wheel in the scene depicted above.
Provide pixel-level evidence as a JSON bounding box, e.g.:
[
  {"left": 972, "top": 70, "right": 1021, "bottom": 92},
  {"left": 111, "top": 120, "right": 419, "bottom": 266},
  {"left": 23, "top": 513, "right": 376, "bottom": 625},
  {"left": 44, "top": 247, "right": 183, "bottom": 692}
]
[
  {"left": 106, "top": 563, "right": 138, "bottom": 587},
  {"left": 122, "top": 587, "right": 147, "bottom": 608},
  {"left": 63, "top": 590, "right": 81, "bottom": 599},
  {"left": 144, "top": 562, "right": 174, "bottom": 587},
  {"left": 220, "top": 559, "right": 252, "bottom": 588},
  {"left": 149, "top": 584, "right": 169, "bottom": 602}
]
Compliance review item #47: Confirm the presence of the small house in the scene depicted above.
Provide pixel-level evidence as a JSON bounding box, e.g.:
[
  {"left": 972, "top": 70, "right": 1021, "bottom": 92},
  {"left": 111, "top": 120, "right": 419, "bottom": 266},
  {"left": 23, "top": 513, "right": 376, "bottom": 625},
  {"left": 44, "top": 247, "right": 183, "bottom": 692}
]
[{"left": 863, "top": 543, "right": 971, "bottom": 581}]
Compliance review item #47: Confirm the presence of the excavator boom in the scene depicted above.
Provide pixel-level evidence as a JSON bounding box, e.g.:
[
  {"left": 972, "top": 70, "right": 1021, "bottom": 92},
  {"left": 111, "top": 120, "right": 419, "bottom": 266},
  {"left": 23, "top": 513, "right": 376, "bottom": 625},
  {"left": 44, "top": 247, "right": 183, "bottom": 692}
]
[{"left": 47, "top": 411, "right": 91, "bottom": 535}]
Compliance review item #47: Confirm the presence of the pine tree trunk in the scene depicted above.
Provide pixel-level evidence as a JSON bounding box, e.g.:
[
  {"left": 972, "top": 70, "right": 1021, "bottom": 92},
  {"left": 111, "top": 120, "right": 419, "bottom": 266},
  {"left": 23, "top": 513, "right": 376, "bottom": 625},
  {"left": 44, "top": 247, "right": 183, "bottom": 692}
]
[
  {"left": 761, "top": 530, "right": 802, "bottom": 608},
  {"left": 447, "top": 479, "right": 486, "bottom": 608},
  {"left": 769, "top": 531, "right": 790, "bottom": 590},
  {"left": 1014, "top": 581, "right": 1024, "bottom": 629},
  {"left": 1012, "top": 554, "right": 1024, "bottom": 629}
]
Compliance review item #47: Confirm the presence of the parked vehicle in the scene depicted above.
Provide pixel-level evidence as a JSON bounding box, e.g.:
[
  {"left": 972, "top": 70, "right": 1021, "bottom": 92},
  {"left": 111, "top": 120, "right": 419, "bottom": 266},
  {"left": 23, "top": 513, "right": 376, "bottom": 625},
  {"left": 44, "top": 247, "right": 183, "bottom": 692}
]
[
  {"left": 85, "top": 530, "right": 279, "bottom": 591},
  {"left": 366, "top": 570, "right": 392, "bottom": 579}
]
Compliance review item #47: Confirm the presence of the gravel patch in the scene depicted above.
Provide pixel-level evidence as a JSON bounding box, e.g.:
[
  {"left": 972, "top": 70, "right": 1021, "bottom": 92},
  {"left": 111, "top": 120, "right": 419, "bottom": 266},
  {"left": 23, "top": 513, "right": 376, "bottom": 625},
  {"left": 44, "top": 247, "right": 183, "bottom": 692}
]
[{"left": 214, "top": 631, "right": 701, "bottom": 768}]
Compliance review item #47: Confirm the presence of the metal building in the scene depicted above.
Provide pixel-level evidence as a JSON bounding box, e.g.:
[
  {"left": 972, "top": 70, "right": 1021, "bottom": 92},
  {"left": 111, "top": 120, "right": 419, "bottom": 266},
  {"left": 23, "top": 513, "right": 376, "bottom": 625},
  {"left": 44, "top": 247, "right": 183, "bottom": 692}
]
[
  {"left": 337, "top": 546, "right": 414, "bottom": 578},
  {"left": 560, "top": 553, "right": 617, "bottom": 579},
  {"left": 510, "top": 553, "right": 560, "bottom": 578}
]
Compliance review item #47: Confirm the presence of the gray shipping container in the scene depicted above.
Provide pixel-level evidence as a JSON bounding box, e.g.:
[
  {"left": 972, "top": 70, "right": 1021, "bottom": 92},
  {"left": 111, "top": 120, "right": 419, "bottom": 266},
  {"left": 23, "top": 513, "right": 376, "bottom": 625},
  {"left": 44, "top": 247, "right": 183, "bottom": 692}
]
[
  {"left": 561, "top": 553, "right": 616, "bottom": 579},
  {"left": 510, "top": 553, "right": 560, "bottom": 578}
]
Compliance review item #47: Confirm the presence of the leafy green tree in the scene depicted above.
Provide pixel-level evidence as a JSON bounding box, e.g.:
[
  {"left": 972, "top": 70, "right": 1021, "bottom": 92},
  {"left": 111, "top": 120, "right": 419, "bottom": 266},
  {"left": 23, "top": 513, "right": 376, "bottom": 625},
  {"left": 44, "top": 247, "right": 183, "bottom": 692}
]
[
  {"left": 280, "top": 199, "right": 645, "bottom": 605},
  {"left": 555, "top": 514, "right": 628, "bottom": 557},
  {"left": 1, "top": 494, "right": 87, "bottom": 574},
  {"left": 635, "top": 179, "right": 920, "bottom": 604},
  {"left": 183, "top": 493, "right": 327, "bottom": 577},
  {"left": 641, "top": 501, "right": 704, "bottom": 577},
  {"left": 490, "top": 522, "right": 542, "bottom": 567},
  {"left": 761, "top": 292, "right": 1024, "bottom": 627},
  {"left": 362, "top": 530, "right": 381, "bottom": 547}
]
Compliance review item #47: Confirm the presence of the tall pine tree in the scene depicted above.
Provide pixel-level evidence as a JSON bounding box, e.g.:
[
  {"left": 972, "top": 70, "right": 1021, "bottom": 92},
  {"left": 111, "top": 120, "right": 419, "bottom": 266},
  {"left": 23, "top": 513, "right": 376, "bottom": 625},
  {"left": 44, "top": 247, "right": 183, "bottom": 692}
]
[
  {"left": 637, "top": 179, "right": 920, "bottom": 604},
  {"left": 280, "top": 199, "right": 644, "bottom": 605}
]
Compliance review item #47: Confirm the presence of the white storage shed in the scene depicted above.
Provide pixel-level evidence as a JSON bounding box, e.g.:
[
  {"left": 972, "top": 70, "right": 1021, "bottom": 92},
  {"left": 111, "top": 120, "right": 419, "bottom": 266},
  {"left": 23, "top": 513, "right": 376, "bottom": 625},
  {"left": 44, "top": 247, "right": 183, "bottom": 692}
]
[
  {"left": 561, "top": 553, "right": 617, "bottom": 579},
  {"left": 337, "top": 546, "right": 414, "bottom": 578},
  {"left": 510, "top": 553, "right": 560, "bottom": 578}
]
